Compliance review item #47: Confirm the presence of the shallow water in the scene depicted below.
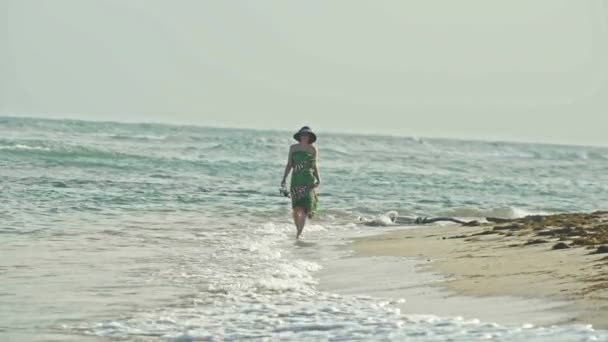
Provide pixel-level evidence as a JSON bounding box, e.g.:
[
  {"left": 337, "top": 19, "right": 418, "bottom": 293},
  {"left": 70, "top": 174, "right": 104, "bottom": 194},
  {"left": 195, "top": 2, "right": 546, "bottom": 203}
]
[{"left": 1, "top": 117, "right": 608, "bottom": 341}]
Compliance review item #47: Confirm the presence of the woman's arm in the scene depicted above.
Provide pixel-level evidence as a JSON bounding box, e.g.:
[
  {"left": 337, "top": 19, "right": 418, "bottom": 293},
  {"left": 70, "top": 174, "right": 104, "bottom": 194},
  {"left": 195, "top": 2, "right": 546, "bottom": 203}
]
[
  {"left": 313, "top": 146, "right": 321, "bottom": 187},
  {"left": 281, "top": 146, "right": 293, "bottom": 187}
]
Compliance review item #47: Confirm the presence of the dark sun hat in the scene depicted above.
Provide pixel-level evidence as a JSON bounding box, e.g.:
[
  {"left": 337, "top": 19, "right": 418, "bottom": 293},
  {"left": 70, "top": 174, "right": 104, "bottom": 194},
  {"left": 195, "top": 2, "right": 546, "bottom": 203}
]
[{"left": 293, "top": 126, "right": 317, "bottom": 143}]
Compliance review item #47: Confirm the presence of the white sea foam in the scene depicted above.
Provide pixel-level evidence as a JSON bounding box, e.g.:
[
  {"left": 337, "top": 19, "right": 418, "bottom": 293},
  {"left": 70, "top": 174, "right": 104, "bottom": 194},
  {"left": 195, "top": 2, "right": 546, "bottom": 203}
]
[
  {"left": 0, "top": 144, "right": 51, "bottom": 151},
  {"left": 441, "top": 207, "right": 549, "bottom": 219},
  {"left": 358, "top": 211, "right": 399, "bottom": 226}
]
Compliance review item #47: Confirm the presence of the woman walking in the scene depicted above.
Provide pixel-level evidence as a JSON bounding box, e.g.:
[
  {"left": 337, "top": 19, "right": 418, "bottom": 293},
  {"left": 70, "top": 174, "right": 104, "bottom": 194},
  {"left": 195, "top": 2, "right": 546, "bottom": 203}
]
[{"left": 281, "top": 126, "right": 321, "bottom": 239}]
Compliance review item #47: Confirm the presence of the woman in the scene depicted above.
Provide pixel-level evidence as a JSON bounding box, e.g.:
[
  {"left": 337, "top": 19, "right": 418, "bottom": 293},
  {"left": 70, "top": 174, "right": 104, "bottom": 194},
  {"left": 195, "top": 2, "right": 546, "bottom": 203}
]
[{"left": 281, "top": 126, "right": 321, "bottom": 239}]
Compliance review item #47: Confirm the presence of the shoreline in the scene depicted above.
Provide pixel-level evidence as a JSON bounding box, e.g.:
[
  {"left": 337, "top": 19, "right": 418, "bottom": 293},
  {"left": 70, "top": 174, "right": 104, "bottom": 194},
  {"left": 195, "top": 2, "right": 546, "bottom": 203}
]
[
  {"left": 317, "top": 250, "right": 576, "bottom": 328},
  {"left": 319, "top": 212, "right": 608, "bottom": 329}
]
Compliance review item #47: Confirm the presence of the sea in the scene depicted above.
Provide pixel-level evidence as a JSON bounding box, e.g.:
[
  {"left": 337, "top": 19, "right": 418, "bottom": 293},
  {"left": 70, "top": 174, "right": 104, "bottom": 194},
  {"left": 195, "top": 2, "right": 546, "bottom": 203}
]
[{"left": 1, "top": 116, "right": 608, "bottom": 341}]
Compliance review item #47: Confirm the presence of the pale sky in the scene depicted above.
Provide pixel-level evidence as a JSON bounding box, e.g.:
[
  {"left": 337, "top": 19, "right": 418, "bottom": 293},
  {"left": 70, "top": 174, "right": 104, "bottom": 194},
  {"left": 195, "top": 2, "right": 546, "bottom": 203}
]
[{"left": 2, "top": 1, "right": 608, "bottom": 145}]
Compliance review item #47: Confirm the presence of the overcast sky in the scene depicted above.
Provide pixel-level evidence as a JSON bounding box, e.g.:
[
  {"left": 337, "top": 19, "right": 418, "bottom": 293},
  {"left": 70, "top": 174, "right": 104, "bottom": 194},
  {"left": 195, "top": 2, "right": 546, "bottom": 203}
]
[{"left": 2, "top": 1, "right": 608, "bottom": 145}]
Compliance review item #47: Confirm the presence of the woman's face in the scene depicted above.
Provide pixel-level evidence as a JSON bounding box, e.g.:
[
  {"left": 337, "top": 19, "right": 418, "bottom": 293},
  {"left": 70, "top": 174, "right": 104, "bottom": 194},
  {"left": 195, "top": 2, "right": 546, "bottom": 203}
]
[{"left": 299, "top": 133, "right": 311, "bottom": 144}]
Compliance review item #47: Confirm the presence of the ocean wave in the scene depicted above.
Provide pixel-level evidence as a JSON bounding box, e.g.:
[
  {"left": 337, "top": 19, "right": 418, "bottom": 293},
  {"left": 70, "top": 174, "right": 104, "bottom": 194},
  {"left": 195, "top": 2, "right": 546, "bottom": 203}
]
[
  {"left": 504, "top": 147, "right": 608, "bottom": 161},
  {"left": 108, "top": 134, "right": 167, "bottom": 141},
  {"left": 0, "top": 139, "right": 162, "bottom": 169},
  {"left": 434, "top": 141, "right": 608, "bottom": 162},
  {"left": 204, "top": 143, "right": 224, "bottom": 150},
  {"left": 580, "top": 151, "right": 608, "bottom": 161},
  {"left": 149, "top": 173, "right": 173, "bottom": 179},
  {"left": 274, "top": 323, "right": 348, "bottom": 333},
  {"left": 322, "top": 146, "right": 352, "bottom": 157},
  {"left": 0, "top": 144, "right": 52, "bottom": 151},
  {"left": 588, "top": 151, "right": 608, "bottom": 160}
]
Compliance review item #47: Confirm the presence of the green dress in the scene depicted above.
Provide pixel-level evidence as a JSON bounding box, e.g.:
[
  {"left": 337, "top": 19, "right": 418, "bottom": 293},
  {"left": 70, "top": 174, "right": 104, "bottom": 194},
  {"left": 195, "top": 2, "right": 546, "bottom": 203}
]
[{"left": 290, "top": 151, "right": 318, "bottom": 215}]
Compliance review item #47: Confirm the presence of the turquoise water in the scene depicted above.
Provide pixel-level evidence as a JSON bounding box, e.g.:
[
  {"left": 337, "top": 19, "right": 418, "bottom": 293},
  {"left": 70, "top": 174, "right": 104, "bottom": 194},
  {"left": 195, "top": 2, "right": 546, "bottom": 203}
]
[{"left": 1, "top": 117, "right": 608, "bottom": 341}]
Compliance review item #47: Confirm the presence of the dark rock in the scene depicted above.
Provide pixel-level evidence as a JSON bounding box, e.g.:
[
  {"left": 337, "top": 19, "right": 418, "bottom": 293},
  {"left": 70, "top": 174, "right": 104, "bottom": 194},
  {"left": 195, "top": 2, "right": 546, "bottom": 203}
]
[
  {"left": 487, "top": 217, "right": 514, "bottom": 224},
  {"left": 525, "top": 239, "right": 548, "bottom": 245},
  {"left": 471, "top": 230, "right": 496, "bottom": 236},
  {"left": 553, "top": 242, "right": 570, "bottom": 250},
  {"left": 463, "top": 220, "right": 481, "bottom": 227},
  {"left": 595, "top": 245, "right": 608, "bottom": 254}
]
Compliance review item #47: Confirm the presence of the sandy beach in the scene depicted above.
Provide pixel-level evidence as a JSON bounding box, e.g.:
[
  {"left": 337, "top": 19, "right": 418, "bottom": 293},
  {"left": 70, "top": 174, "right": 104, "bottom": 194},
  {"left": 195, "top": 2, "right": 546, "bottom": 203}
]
[{"left": 320, "top": 212, "right": 608, "bottom": 329}]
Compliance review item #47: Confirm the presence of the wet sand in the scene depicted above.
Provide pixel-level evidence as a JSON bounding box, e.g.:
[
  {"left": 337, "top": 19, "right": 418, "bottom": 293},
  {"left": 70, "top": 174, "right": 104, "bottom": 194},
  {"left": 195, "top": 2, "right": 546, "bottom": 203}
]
[
  {"left": 342, "top": 221, "right": 608, "bottom": 329},
  {"left": 318, "top": 249, "right": 575, "bottom": 327}
]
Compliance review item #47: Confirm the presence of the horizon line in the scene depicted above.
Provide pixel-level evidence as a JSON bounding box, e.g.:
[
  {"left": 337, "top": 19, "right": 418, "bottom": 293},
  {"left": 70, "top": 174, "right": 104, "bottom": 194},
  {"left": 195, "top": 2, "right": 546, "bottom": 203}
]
[{"left": 1, "top": 114, "right": 607, "bottom": 149}]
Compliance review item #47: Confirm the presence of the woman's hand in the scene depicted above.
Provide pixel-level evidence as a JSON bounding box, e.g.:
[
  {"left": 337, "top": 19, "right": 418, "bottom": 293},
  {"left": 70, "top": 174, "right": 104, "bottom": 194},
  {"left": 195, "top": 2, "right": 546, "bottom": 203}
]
[{"left": 280, "top": 179, "right": 286, "bottom": 188}]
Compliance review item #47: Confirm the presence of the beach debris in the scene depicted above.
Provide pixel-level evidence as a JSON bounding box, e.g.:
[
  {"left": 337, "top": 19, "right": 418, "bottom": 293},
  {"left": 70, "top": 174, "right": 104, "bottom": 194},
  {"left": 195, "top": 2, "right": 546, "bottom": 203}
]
[
  {"left": 537, "top": 227, "right": 584, "bottom": 237},
  {"left": 366, "top": 212, "right": 608, "bottom": 255},
  {"left": 360, "top": 214, "right": 481, "bottom": 227},
  {"left": 484, "top": 212, "right": 608, "bottom": 247},
  {"left": 572, "top": 237, "right": 606, "bottom": 246},
  {"left": 493, "top": 223, "right": 524, "bottom": 231},
  {"left": 552, "top": 242, "right": 570, "bottom": 250},
  {"left": 471, "top": 230, "right": 496, "bottom": 236},
  {"left": 439, "top": 211, "right": 608, "bottom": 254},
  {"left": 413, "top": 217, "right": 471, "bottom": 225}
]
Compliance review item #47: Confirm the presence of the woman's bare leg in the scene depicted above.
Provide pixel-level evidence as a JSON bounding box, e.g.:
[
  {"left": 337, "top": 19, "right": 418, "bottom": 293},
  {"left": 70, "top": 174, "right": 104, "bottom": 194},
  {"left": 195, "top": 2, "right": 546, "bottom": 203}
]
[
  {"left": 297, "top": 211, "right": 307, "bottom": 239},
  {"left": 292, "top": 209, "right": 300, "bottom": 236},
  {"left": 294, "top": 208, "right": 306, "bottom": 239}
]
